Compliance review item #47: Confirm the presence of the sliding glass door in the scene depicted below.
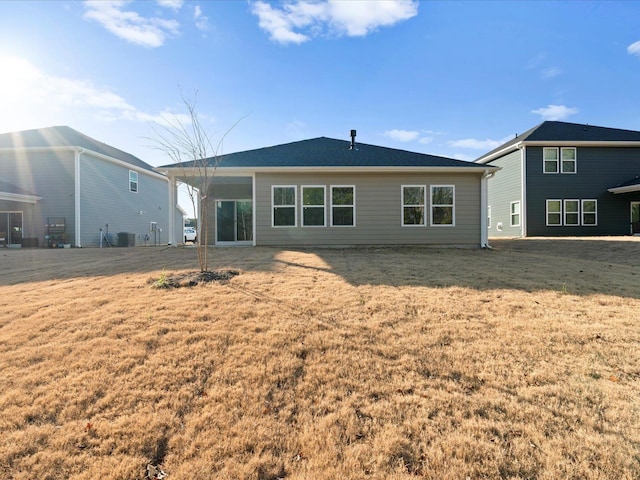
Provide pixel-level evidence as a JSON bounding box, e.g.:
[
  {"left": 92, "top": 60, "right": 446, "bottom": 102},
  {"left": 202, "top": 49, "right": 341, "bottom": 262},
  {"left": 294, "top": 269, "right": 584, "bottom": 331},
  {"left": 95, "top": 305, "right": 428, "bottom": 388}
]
[{"left": 216, "top": 200, "right": 253, "bottom": 244}]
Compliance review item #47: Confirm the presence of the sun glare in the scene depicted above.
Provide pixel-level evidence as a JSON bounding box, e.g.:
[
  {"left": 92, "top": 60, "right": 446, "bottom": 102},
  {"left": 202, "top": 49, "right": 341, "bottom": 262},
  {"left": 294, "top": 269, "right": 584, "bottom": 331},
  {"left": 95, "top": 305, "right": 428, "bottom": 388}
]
[{"left": 0, "top": 55, "right": 40, "bottom": 100}]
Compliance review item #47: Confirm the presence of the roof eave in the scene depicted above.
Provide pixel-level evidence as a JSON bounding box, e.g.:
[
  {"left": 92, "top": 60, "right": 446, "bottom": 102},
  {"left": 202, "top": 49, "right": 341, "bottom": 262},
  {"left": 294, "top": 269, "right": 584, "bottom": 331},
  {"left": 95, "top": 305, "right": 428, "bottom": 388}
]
[
  {"left": 607, "top": 185, "right": 640, "bottom": 194},
  {"left": 0, "top": 192, "right": 43, "bottom": 204}
]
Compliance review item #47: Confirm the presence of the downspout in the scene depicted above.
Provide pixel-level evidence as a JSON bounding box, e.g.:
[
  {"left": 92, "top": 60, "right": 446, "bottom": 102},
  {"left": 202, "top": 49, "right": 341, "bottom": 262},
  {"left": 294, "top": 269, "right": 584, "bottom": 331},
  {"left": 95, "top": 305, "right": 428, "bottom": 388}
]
[
  {"left": 251, "top": 172, "right": 257, "bottom": 246},
  {"left": 167, "top": 175, "right": 176, "bottom": 246},
  {"left": 481, "top": 169, "right": 495, "bottom": 248},
  {"left": 517, "top": 144, "right": 527, "bottom": 237},
  {"left": 74, "top": 148, "right": 84, "bottom": 247}
]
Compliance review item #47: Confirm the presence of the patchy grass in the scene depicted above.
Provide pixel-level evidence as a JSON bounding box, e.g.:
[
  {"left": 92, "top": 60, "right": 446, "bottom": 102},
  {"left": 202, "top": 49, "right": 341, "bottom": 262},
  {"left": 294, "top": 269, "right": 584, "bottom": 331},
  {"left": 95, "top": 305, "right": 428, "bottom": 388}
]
[{"left": 0, "top": 237, "right": 639, "bottom": 479}]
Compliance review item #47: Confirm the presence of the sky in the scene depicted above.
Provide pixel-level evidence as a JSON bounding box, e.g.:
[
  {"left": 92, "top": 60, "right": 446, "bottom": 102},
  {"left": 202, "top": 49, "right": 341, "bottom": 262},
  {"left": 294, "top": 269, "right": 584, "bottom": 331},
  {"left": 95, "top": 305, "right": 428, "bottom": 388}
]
[{"left": 1, "top": 0, "right": 639, "bottom": 215}]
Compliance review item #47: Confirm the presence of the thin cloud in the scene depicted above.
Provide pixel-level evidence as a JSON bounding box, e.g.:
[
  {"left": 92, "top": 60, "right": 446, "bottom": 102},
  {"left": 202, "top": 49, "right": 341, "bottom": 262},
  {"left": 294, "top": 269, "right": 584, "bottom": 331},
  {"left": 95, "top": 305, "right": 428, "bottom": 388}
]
[
  {"left": 541, "top": 67, "right": 561, "bottom": 79},
  {"left": 194, "top": 5, "right": 210, "bottom": 31},
  {"left": 628, "top": 40, "right": 640, "bottom": 57},
  {"left": 449, "top": 137, "right": 505, "bottom": 150},
  {"left": 531, "top": 104, "right": 579, "bottom": 121},
  {"left": 83, "top": 1, "right": 180, "bottom": 48},
  {"left": 250, "top": 0, "right": 418, "bottom": 45},
  {"left": 384, "top": 129, "right": 420, "bottom": 142},
  {"left": 157, "top": 0, "right": 184, "bottom": 10}
]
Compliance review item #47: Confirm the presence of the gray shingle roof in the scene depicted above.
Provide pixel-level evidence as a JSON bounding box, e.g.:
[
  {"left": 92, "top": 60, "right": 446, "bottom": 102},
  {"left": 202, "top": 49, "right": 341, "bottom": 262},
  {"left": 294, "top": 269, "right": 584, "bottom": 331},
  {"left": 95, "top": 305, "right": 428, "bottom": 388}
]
[
  {"left": 476, "top": 121, "right": 640, "bottom": 163},
  {"left": 0, "top": 126, "right": 155, "bottom": 172},
  {"left": 159, "top": 136, "right": 489, "bottom": 169}
]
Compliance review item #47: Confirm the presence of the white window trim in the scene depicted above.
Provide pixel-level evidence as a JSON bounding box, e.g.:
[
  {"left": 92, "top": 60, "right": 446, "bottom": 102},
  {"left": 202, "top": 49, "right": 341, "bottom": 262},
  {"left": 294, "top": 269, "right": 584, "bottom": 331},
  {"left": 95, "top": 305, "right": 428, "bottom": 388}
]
[
  {"left": 560, "top": 147, "right": 577, "bottom": 174},
  {"left": 581, "top": 199, "right": 598, "bottom": 226},
  {"left": 330, "top": 185, "right": 356, "bottom": 227},
  {"left": 543, "top": 147, "right": 559, "bottom": 174},
  {"left": 129, "top": 170, "right": 138, "bottom": 193},
  {"left": 510, "top": 200, "right": 521, "bottom": 227},
  {"left": 563, "top": 199, "right": 580, "bottom": 226},
  {"left": 546, "top": 199, "right": 562, "bottom": 226},
  {"left": 272, "top": 185, "right": 297, "bottom": 228},
  {"left": 301, "top": 185, "right": 326, "bottom": 228},
  {"left": 430, "top": 185, "right": 455, "bottom": 227},
  {"left": 401, "top": 185, "right": 426, "bottom": 227}
]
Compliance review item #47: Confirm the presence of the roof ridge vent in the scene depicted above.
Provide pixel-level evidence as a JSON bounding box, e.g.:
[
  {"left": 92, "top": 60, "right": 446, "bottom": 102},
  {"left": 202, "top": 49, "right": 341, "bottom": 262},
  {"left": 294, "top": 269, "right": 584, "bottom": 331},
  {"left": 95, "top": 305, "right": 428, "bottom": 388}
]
[{"left": 349, "top": 129, "right": 358, "bottom": 150}]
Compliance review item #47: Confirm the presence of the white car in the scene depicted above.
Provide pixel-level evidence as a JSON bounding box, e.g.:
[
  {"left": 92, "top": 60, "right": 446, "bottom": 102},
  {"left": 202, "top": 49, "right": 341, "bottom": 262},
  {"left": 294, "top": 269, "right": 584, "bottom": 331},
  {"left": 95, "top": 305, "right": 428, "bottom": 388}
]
[{"left": 184, "top": 227, "right": 197, "bottom": 243}]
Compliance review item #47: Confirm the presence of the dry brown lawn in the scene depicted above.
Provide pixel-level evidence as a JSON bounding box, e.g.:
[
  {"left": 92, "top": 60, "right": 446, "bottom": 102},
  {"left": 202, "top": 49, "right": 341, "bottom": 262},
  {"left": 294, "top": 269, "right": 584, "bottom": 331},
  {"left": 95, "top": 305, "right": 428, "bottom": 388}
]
[{"left": 0, "top": 237, "right": 639, "bottom": 480}]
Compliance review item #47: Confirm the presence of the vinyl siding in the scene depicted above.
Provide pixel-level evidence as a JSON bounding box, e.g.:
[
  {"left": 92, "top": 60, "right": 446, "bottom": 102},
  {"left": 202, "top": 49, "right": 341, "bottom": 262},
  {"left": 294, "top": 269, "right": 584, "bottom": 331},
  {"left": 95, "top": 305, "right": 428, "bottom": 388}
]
[
  {"left": 486, "top": 150, "right": 523, "bottom": 237},
  {"left": 526, "top": 146, "right": 640, "bottom": 236},
  {"left": 79, "top": 152, "right": 170, "bottom": 246},
  {"left": 0, "top": 150, "right": 75, "bottom": 243},
  {"left": 254, "top": 172, "right": 482, "bottom": 246}
]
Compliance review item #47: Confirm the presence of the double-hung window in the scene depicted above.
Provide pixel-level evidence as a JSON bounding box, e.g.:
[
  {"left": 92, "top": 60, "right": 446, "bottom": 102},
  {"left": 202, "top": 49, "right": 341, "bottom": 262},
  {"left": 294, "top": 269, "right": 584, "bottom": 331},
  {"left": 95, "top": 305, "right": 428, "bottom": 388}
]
[
  {"left": 301, "top": 186, "right": 325, "bottom": 227},
  {"left": 546, "top": 199, "right": 562, "bottom": 226},
  {"left": 272, "top": 186, "right": 296, "bottom": 227},
  {"left": 582, "top": 200, "right": 597, "bottom": 226},
  {"left": 564, "top": 199, "right": 580, "bottom": 226},
  {"left": 510, "top": 201, "right": 521, "bottom": 227},
  {"left": 543, "top": 148, "right": 559, "bottom": 174},
  {"left": 129, "top": 170, "right": 138, "bottom": 193},
  {"left": 430, "top": 185, "right": 454, "bottom": 226},
  {"left": 331, "top": 186, "right": 355, "bottom": 226},
  {"left": 402, "top": 185, "right": 426, "bottom": 226},
  {"left": 561, "top": 148, "right": 577, "bottom": 173}
]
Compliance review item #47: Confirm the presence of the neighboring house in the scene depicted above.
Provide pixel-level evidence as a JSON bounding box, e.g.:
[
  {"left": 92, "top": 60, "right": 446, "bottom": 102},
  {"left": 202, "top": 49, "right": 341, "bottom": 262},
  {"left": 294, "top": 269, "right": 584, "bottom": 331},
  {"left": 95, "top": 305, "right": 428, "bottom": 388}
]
[
  {"left": 157, "top": 131, "right": 498, "bottom": 247},
  {"left": 0, "top": 126, "right": 181, "bottom": 247},
  {"left": 476, "top": 121, "right": 640, "bottom": 237}
]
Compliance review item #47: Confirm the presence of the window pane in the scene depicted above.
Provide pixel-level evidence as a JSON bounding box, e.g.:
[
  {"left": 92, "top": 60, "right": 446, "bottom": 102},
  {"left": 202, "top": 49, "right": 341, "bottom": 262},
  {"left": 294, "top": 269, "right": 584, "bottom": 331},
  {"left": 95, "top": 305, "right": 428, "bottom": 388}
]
[
  {"left": 403, "top": 207, "right": 424, "bottom": 225},
  {"left": 274, "top": 187, "right": 295, "bottom": 206},
  {"left": 274, "top": 207, "right": 295, "bottom": 226},
  {"left": 303, "top": 187, "right": 324, "bottom": 206},
  {"left": 562, "top": 148, "right": 576, "bottom": 160},
  {"left": 511, "top": 202, "right": 520, "bottom": 214},
  {"left": 332, "top": 187, "right": 353, "bottom": 206},
  {"left": 403, "top": 186, "right": 424, "bottom": 206},
  {"left": 432, "top": 187, "right": 453, "bottom": 205},
  {"left": 544, "top": 148, "right": 558, "bottom": 160},
  {"left": 583, "top": 200, "right": 596, "bottom": 212},
  {"left": 562, "top": 161, "right": 576, "bottom": 173},
  {"left": 548, "top": 200, "right": 561, "bottom": 213},
  {"left": 303, "top": 207, "right": 324, "bottom": 226},
  {"left": 544, "top": 160, "right": 558, "bottom": 173},
  {"left": 332, "top": 206, "right": 353, "bottom": 226},
  {"left": 548, "top": 213, "right": 561, "bottom": 225},
  {"left": 583, "top": 213, "right": 596, "bottom": 225},
  {"left": 432, "top": 206, "right": 453, "bottom": 225}
]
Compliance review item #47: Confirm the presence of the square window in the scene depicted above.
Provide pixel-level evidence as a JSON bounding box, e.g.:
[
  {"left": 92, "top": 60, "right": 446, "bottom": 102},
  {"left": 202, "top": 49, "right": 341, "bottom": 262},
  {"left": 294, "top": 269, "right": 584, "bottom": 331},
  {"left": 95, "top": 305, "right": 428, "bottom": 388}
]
[{"left": 582, "top": 200, "right": 597, "bottom": 226}]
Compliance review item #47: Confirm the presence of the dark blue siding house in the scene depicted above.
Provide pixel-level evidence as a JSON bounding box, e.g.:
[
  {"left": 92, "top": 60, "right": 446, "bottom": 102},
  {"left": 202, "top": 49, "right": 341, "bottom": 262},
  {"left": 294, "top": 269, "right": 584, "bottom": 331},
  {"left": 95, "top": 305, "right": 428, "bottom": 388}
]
[{"left": 476, "top": 121, "right": 640, "bottom": 237}]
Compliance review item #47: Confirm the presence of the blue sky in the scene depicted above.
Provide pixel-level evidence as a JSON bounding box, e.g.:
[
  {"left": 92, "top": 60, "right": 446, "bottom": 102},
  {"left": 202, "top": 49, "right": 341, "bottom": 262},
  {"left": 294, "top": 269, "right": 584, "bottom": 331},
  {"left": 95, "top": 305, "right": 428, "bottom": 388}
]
[{"left": 1, "top": 1, "right": 639, "bottom": 168}]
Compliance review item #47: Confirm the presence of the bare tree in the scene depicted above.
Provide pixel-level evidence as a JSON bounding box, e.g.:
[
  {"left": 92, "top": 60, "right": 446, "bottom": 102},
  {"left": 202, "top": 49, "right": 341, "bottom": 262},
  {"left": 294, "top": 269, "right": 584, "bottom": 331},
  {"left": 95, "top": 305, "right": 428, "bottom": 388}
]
[{"left": 151, "top": 91, "right": 239, "bottom": 272}]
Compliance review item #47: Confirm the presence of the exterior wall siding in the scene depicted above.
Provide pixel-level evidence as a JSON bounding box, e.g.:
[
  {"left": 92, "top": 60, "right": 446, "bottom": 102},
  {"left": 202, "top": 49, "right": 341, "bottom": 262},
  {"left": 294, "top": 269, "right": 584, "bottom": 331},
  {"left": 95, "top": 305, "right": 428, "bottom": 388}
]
[
  {"left": 0, "top": 150, "right": 75, "bottom": 244},
  {"left": 79, "top": 152, "right": 170, "bottom": 246},
  {"left": 253, "top": 172, "right": 483, "bottom": 246},
  {"left": 525, "top": 146, "right": 640, "bottom": 236},
  {"left": 486, "top": 149, "right": 523, "bottom": 237}
]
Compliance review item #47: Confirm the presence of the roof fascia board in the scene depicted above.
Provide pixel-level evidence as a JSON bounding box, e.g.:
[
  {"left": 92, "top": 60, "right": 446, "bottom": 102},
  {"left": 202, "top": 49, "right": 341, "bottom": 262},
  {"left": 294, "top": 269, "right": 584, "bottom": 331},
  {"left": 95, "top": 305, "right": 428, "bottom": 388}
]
[
  {"left": 0, "top": 192, "right": 43, "bottom": 204},
  {"left": 521, "top": 141, "right": 640, "bottom": 147},
  {"left": 475, "top": 141, "right": 523, "bottom": 164},
  {"left": 158, "top": 165, "right": 499, "bottom": 176},
  {"left": 607, "top": 185, "right": 640, "bottom": 194}
]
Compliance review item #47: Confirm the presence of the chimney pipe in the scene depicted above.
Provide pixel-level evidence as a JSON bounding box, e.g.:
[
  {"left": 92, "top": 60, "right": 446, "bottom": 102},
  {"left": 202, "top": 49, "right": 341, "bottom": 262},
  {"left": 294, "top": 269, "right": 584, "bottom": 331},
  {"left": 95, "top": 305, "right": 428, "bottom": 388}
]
[{"left": 349, "top": 129, "right": 357, "bottom": 150}]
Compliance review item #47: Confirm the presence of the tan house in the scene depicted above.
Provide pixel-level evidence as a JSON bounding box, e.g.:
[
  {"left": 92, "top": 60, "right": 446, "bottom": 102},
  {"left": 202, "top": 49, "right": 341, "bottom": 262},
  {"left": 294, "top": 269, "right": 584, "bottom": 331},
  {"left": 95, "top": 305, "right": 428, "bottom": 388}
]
[{"left": 157, "top": 131, "right": 498, "bottom": 247}]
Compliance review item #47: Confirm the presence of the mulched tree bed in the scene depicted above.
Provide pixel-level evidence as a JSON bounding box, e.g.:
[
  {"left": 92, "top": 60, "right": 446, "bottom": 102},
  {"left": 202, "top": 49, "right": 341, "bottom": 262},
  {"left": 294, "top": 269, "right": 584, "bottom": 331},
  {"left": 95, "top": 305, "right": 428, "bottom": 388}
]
[{"left": 150, "top": 270, "right": 239, "bottom": 289}]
